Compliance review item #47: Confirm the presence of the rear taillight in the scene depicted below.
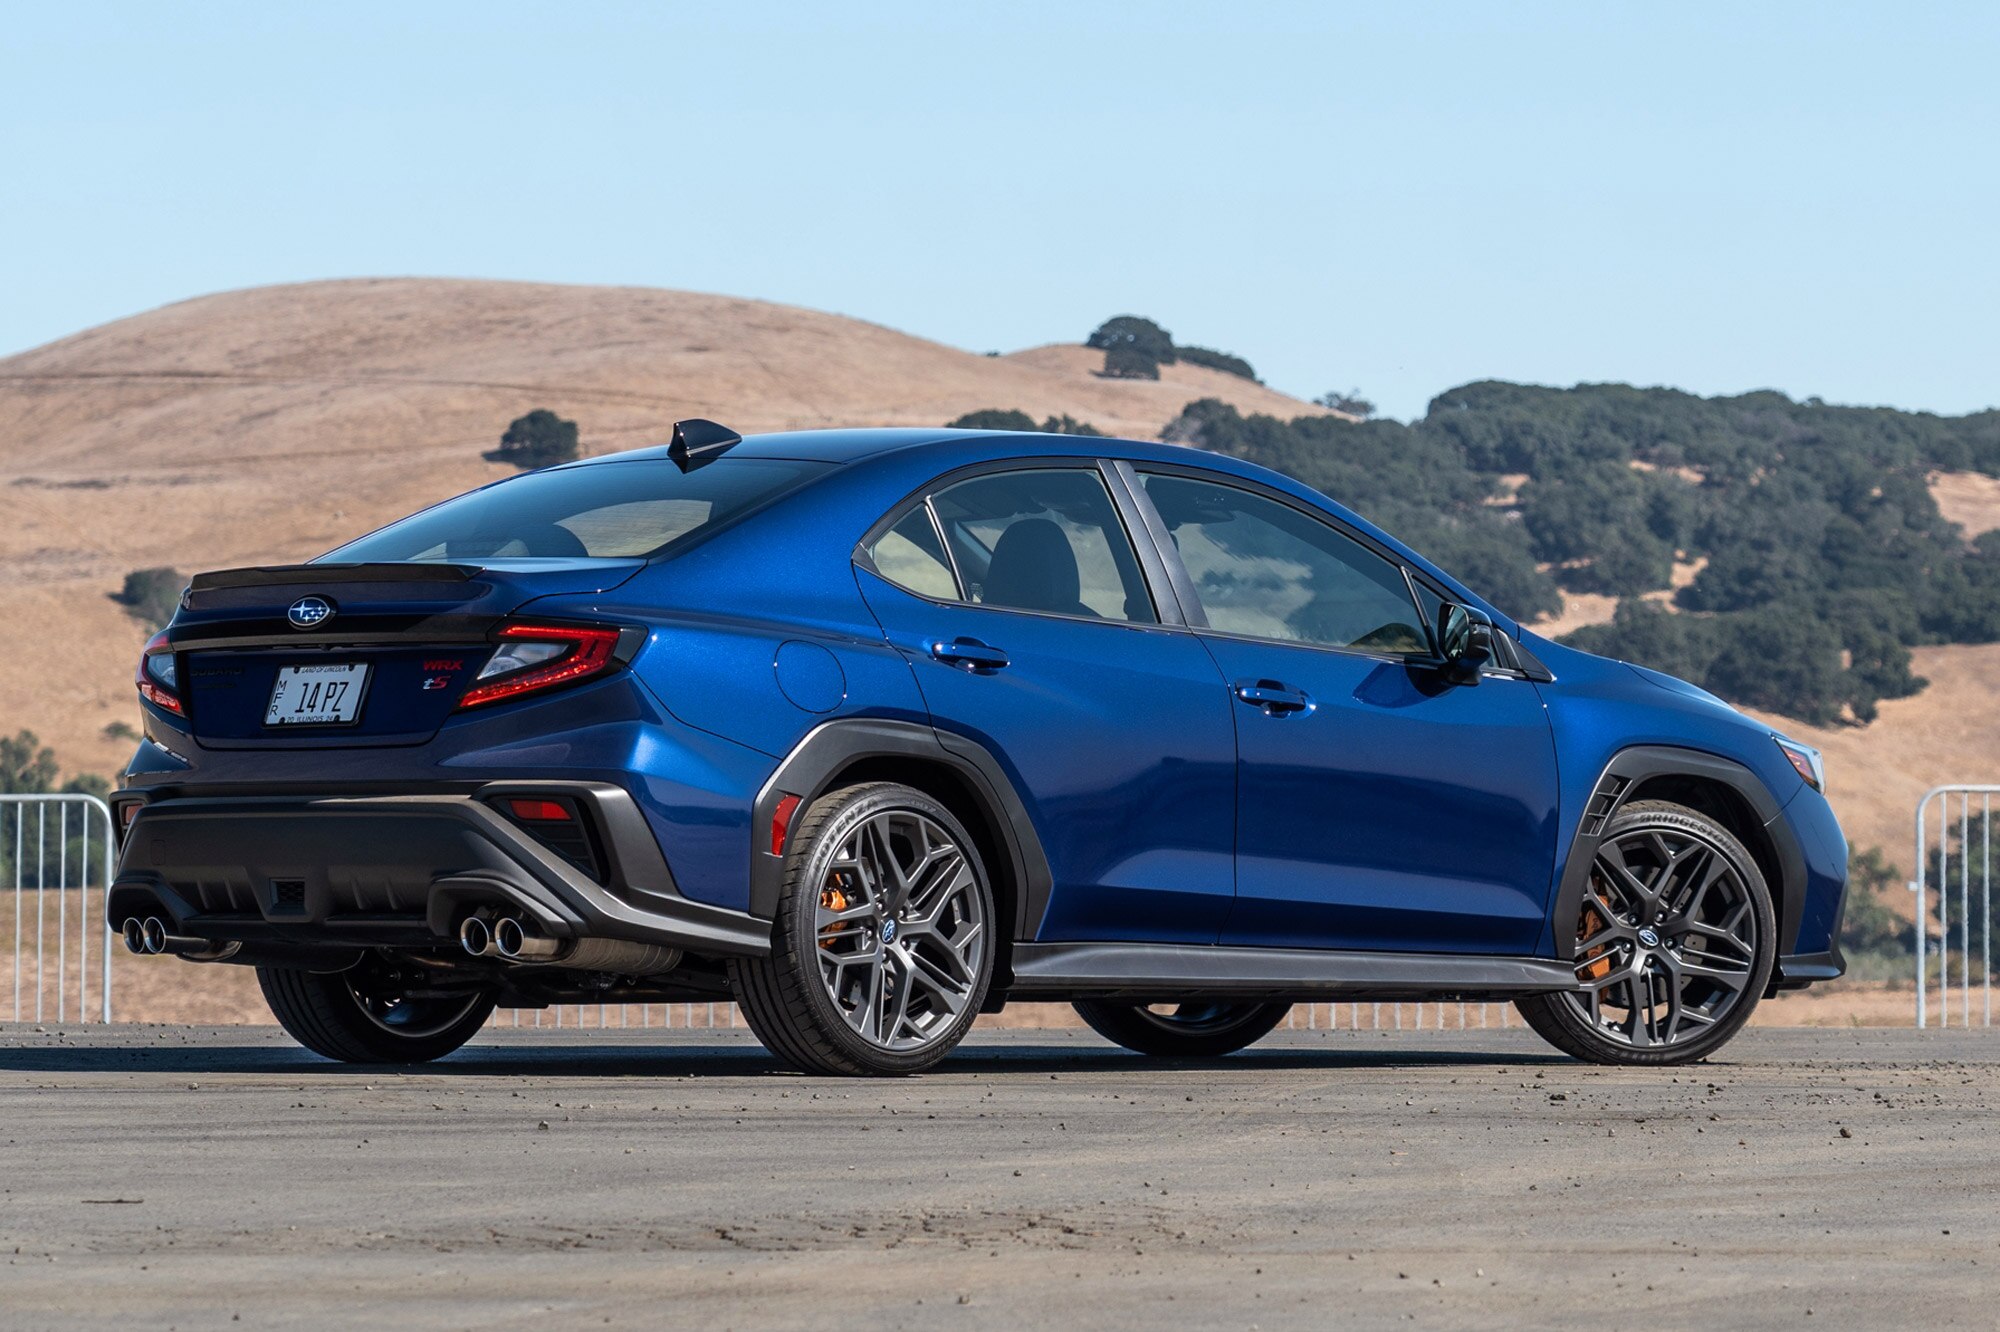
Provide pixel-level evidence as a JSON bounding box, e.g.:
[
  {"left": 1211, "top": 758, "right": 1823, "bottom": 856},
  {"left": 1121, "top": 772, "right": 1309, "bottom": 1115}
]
[
  {"left": 135, "top": 631, "right": 183, "bottom": 716},
  {"left": 457, "top": 623, "right": 625, "bottom": 710}
]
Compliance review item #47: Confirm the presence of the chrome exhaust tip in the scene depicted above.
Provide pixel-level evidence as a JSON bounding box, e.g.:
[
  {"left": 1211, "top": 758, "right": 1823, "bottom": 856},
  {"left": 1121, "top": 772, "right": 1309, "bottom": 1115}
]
[
  {"left": 458, "top": 916, "right": 494, "bottom": 958},
  {"left": 141, "top": 917, "right": 168, "bottom": 955},
  {"left": 121, "top": 917, "right": 148, "bottom": 955},
  {"left": 492, "top": 916, "right": 560, "bottom": 961}
]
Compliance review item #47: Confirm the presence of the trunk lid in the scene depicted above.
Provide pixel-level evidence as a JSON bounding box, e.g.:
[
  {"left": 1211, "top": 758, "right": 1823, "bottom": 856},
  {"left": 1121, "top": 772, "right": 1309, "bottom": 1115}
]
[{"left": 170, "top": 560, "right": 641, "bottom": 747}]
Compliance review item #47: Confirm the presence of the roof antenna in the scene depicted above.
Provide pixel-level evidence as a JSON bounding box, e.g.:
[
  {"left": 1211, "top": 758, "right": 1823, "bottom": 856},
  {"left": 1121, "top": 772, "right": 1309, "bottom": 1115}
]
[{"left": 667, "top": 418, "right": 743, "bottom": 472}]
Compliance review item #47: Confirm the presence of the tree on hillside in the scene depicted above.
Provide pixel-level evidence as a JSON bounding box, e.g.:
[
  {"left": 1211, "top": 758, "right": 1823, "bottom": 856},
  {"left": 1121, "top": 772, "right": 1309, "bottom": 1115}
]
[
  {"left": 0, "top": 731, "right": 59, "bottom": 795},
  {"left": 1086, "top": 316, "right": 1175, "bottom": 364},
  {"left": 948, "top": 409, "right": 1038, "bottom": 432},
  {"left": 1316, "top": 388, "right": 1375, "bottom": 418},
  {"left": 1088, "top": 316, "right": 1174, "bottom": 380},
  {"left": 113, "top": 567, "right": 186, "bottom": 629},
  {"left": 1101, "top": 343, "right": 1161, "bottom": 380},
  {"left": 1038, "top": 414, "right": 1103, "bottom": 437},
  {"left": 1176, "top": 346, "right": 1259, "bottom": 381},
  {"left": 948, "top": 409, "right": 1105, "bottom": 436},
  {"left": 490, "top": 409, "right": 580, "bottom": 470}
]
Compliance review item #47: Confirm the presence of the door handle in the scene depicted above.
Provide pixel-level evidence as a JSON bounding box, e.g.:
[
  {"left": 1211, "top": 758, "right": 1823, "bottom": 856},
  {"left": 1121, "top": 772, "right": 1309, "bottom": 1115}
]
[
  {"left": 929, "top": 637, "right": 1010, "bottom": 672},
  {"left": 1233, "top": 679, "right": 1313, "bottom": 716}
]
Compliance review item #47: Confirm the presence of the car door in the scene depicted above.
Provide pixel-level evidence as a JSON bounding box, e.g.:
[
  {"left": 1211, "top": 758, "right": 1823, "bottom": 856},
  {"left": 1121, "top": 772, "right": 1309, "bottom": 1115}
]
[
  {"left": 1131, "top": 465, "right": 1560, "bottom": 955},
  {"left": 854, "top": 462, "right": 1238, "bottom": 945}
]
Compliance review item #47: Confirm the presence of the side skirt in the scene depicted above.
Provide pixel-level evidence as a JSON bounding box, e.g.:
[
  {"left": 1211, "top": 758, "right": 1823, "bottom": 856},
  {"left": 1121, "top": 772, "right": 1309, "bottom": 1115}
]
[{"left": 1007, "top": 942, "right": 1576, "bottom": 1003}]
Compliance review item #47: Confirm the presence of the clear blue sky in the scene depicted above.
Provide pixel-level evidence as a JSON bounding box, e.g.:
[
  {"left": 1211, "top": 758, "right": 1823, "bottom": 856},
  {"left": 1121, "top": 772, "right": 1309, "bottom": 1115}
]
[{"left": 5, "top": 1, "right": 1996, "bottom": 420}]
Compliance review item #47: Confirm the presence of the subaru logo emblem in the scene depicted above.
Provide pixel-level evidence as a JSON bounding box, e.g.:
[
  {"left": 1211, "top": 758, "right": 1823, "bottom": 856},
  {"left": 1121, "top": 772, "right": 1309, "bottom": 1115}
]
[
  {"left": 1637, "top": 926, "right": 1661, "bottom": 949},
  {"left": 287, "top": 596, "right": 334, "bottom": 630},
  {"left": 881, "top": 918, "right": 898, "bottom": 944}
]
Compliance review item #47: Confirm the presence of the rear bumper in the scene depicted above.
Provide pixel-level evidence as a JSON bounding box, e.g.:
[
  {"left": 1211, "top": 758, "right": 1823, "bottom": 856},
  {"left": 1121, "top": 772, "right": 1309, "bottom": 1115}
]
[{"left": 106, "top": 783, "right": 771, "bottom": 959}]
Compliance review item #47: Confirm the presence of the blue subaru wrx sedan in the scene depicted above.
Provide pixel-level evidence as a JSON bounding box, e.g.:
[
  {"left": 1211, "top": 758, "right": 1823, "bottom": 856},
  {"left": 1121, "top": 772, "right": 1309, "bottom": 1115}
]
[{"left": 109, "top": 422, "right": 1847, "bottom": 1073}]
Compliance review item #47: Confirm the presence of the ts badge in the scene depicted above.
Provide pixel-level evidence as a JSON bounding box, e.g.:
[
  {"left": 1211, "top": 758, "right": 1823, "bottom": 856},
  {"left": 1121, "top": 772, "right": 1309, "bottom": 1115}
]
[{"left": 420, "top": 659, "right": 463, "bottom": 693}]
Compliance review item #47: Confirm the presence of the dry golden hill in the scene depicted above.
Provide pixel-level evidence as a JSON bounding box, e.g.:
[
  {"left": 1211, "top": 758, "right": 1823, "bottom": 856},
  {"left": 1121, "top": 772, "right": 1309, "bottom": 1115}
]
[{"left": 0, "top": 278, "right": 1329, "bottom": 776}]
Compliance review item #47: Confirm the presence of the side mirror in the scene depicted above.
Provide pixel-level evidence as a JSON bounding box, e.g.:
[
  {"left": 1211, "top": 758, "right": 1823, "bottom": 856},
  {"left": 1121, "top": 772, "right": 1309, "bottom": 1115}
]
[{"left": 1435, "top": 602, "right": 1493, "bottom": 684}]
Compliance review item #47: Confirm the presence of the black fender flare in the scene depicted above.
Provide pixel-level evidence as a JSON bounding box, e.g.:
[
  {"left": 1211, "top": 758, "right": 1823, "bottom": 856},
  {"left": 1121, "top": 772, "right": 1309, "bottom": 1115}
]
[
  {"left": 1551, "top": 745, "right": 1806, "bottom": 960},
  {"left": 749, "top": 719, "right": 1054, "bottom": 942}
]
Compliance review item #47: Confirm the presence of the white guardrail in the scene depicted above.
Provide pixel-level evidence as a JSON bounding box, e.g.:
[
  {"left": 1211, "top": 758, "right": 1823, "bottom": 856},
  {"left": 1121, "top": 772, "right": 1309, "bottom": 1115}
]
[
  {"left": 1, "top": 794, "right": 116, "bottom": 1024},
  {"left": 1915, "top": 785, "right": 1997, "bottom": 1029}
]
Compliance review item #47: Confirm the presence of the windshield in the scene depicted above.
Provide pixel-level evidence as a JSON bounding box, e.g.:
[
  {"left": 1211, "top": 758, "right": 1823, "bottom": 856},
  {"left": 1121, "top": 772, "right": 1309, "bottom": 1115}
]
[{"left": 323, "top": 459, "right": 832, "bottom": 562}]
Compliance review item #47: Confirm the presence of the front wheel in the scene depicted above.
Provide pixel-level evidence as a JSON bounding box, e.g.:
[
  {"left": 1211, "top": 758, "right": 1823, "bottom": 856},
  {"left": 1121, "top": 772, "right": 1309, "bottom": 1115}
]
[
  {"left": 1072, "top": 1000, "right": 1291, "bottom": 1057},
  {"left": 1515, "top": 799, "right": 1776, "bottom": 1066},
  {"left": 259, "top": 958, "right": 496, "bottom": 1064}
]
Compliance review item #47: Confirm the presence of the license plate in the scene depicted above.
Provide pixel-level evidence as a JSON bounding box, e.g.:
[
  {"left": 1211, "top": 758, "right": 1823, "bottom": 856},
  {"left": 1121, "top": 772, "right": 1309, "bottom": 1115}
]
[{"left": 265, "top": 663, "right": 370, "bottom": 726}]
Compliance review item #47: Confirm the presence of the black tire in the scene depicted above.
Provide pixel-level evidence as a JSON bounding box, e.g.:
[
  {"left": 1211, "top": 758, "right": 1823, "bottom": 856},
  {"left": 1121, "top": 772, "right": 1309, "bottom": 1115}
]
[
  {"left": 1072, "top": 1000, "right": 1291, "bottom": 1057},
  {"left": 729, "top": 782, "right": 995, "bottom": 1076},
  {"left": 258, "top": 958, "right": 496, "bottom": 1064},
  {"left": 1516, "top": 799, "right": 1777, "bottom": 1066}
]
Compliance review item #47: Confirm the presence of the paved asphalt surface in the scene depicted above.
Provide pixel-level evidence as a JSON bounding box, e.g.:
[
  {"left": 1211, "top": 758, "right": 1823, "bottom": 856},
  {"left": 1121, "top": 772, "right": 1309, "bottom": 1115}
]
[{"left": 1, "top": 1024, "right": 1995, "bottom": 1330}]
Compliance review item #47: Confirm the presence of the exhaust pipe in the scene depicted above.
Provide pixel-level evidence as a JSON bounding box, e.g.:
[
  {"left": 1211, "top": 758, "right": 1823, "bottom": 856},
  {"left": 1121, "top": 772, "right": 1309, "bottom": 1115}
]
[
  {"left": 458, "top": 916, "right": 496, "bottom": 958},
  {"left": 493, "top": 916, "right": 561, "bottom": 961},
  {"left": 130, "top": 915, "right": 240, "bottom": 963},
  {"left": 490, "top": 916, "right": 681, "bottom": 975}
]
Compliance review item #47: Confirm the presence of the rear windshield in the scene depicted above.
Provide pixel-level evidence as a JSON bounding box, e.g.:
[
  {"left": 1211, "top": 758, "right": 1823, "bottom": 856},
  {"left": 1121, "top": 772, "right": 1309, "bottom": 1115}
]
[{"left": 323, "top": 459, "right": 832, "bottom": 562}]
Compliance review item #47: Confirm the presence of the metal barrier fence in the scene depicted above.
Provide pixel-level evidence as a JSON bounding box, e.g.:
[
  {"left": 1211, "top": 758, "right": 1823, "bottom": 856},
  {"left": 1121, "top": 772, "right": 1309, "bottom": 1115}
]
[
  {"left": 1916, "top": 785, "right": 1996, "bottom": 1029},
  {"left": 1, "top": 794, "right": 116, "bottom": 1024}
]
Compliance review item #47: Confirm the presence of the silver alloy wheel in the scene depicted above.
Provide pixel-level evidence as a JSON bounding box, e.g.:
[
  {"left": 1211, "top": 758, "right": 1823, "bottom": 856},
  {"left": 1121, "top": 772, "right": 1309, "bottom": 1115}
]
[
  {"left": 813, "top": 807, "right": 986, "bottom": 1052},
  {"left": 1560, "top": 824, "right": 1761, "bottom": 1048},
  {"left": 344, "top": 967, "right": 488, "bottom": 1040}
]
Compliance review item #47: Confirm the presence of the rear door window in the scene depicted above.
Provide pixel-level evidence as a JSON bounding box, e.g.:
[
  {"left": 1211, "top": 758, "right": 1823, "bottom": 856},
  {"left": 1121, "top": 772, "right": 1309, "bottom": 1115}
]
[{"left": 926, "top": 469, "right": 1156, "bottom": 623}]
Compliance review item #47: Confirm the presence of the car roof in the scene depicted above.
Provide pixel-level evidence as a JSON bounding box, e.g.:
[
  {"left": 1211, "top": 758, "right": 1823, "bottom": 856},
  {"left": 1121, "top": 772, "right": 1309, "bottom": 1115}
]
[
  {"left": 600, "top": 427, "right": 968, "bottom": 466},
  {"left": 590, "top": 426, "right": 1212, "bottom": 469}
]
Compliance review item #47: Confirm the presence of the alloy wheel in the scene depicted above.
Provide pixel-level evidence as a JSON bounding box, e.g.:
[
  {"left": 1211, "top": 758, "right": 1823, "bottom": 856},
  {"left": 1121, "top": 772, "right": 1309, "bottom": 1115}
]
[
  {"left": 813, "top": 807, "right": 987, "bottom": 1052},
  {"left": 1560, "top": 824, "right": 1761, "bottom": 1049}
]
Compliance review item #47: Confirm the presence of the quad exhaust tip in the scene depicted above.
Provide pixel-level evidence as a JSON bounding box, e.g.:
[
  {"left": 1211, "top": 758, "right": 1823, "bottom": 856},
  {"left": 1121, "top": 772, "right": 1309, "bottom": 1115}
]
[
  {"left": 460, "top": 914, "right": 559, "bottom": 961},
  {"left": 492, "top": 916, "right": 560, "bottom": 961},
  {"left": 123, "top": 912, "right": 203, "bottom": 956},
  {"left": 458, "top": 916, "right": 495, "bottom": 958}
]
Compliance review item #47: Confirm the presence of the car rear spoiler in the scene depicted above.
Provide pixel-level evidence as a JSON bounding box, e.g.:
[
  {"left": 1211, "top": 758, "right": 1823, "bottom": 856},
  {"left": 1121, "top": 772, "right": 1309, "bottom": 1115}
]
[{"left": 190, "top": 563, "right": 483, "bottom": 591}]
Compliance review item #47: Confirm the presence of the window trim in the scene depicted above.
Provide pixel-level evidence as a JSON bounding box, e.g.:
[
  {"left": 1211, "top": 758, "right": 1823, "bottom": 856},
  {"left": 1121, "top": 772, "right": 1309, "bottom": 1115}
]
[{"left": 852, "top": 458, "right": 1177, "bottom": 629}]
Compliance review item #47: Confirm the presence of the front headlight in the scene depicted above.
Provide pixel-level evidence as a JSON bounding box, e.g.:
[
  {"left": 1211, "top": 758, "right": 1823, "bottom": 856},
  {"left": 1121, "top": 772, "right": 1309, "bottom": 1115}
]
[{"left": 1774, "top": 736, "right": 1825, "bottom": 793}]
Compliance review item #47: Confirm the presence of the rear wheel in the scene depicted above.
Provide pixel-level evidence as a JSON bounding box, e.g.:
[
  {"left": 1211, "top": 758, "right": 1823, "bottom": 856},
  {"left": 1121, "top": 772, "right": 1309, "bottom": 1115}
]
[
  {"left": 258, "top": 957, "right": 496, "bottom": 1064},
  {"left": 1072, "top": 1000, "right": 1290, "bottom": 1057},
  {"left": 729, "top": 782, "right": 994, "bottom": 1076},
  {"left": 1515, "top": 799, "right": 1775, "bottom": 1066}
]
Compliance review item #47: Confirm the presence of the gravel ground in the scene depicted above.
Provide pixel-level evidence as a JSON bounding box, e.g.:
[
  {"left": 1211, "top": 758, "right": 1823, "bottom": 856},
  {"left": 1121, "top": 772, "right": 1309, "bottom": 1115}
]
[{"left": 1, "top": 1025, "right": 1995, "bottom": 1330}]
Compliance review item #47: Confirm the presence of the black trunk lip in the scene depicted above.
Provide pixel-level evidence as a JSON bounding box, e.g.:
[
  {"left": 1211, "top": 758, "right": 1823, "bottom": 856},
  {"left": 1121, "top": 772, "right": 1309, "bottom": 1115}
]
[{"left": 191, "top": 562, "right": 483, "bottom": 591}]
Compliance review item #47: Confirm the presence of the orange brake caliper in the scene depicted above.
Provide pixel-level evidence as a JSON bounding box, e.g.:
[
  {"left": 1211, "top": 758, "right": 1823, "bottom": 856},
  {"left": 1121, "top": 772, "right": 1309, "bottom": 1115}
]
[
  {"left": 1576, "top": 889, "right": 1613, "bottom": 983},
  {"left": 819, "top": 880, "right": 853, "bottom": 946}
]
